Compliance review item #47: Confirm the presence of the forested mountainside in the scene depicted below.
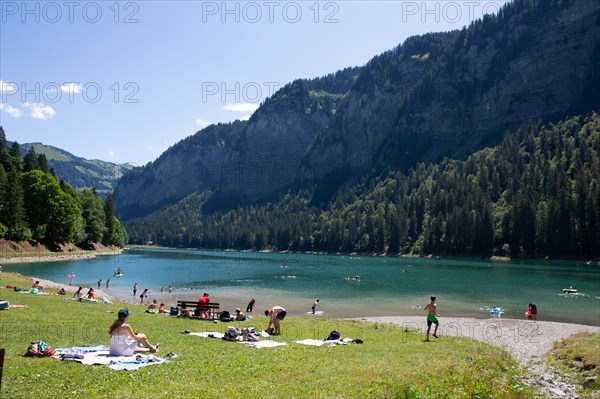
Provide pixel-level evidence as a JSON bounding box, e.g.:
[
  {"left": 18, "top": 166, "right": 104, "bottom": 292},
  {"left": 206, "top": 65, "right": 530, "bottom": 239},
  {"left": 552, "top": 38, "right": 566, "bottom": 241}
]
[
  {"left": 11, "top": 141, "right": 133, "bottom": 195},
  {"left": 0, "top": 127, "right": 128, "bottom": 246},
  {"left": 125, "top": 113, "right": 600, "bottom": 259},
  {"left": 114, "top": 0, "right": 600, "bottom": 220}
]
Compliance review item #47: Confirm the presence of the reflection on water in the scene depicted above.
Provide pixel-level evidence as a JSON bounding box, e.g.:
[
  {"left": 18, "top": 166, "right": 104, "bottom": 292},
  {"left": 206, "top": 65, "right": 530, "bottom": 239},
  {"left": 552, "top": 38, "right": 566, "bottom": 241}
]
[{"left": 3, "top": 248, "right": 599, "bottom": 326}]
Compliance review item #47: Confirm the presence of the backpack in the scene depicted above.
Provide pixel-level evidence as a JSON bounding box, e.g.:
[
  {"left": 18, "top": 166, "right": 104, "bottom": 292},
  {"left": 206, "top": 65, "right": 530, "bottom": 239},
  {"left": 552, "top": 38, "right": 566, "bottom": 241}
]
[
  {"left": 25, "top": 341, "right": 56, "bottom": 357},
  {"left": 222, "top": 326, "right": 239, "bottom": 341},
  {"left": 169, "top": 306, "right": 178, "bottom": 316},
  {"left": 219, "top": 310, "right": 231, "bottom": 321},
  {"left": 325, "top": 330, "right": 341, "bottom": 341}
]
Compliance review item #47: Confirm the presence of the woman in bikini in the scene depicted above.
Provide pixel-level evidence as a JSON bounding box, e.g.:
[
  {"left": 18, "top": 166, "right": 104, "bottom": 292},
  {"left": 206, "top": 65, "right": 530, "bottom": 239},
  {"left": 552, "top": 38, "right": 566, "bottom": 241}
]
[{"left": 108, "top": 309, "right": 160, "bottom": 356}]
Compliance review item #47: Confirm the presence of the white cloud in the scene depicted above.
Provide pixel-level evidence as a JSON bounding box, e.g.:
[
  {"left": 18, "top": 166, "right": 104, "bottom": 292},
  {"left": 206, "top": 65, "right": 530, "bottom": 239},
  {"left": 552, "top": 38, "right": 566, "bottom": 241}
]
[
  {"left": 0, "top": 80, "right": 17, "bottom": 94},
  {"left": 239, "top": 114, "right": 251, "bottom": 121},
  {"left": 0, "top": 103, "right": 24, "bottom": 118},
  {"left": 6, "top": 105, "right": 24, "bottom": 118},
  {"left": 222, "top": 103, "right": 259, "bottom": 113},
  {"left": 195, "top": 118, "right": 212, "bottom": 129},
  {"left": 22, "top": 102, "right": 56, "bottom": 120},
  {"left": 45, "top": 83, "right": 82, "bottom": 95},
  {"left": 61, "top": 83, "right": 82, "bottom": 94}
]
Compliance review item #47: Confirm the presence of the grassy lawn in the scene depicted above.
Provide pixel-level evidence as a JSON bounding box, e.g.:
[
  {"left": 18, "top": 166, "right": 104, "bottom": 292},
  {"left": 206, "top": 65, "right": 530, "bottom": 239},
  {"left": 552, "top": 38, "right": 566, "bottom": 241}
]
[
  {"left": 550, "top": 332, "right": 600, "bottom": 398},
  {"left": 0, "top": 272, "right": 533, "bottom": 399}
]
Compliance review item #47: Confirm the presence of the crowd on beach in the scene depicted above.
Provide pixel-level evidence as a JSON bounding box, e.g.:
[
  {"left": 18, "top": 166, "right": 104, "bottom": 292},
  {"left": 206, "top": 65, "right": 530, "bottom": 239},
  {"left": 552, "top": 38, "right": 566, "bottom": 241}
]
[{"left": 6, "top": 269, "right": 544, "bottom": 360}]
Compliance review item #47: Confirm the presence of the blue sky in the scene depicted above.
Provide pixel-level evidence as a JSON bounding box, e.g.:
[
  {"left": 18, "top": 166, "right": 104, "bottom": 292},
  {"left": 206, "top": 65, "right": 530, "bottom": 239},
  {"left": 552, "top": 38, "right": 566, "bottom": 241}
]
[{"left": 1, "top": 1, "right": 507, "bottom": 166}]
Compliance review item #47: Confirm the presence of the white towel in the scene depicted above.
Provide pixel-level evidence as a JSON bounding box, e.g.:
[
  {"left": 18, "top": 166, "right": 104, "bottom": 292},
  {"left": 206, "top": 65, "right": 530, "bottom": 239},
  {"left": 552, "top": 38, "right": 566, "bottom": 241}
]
[
  {"left": 189, "top": 332, "right": 225, "bottom": 339},
  {"left": 240, "top": 341, "right": 287, "bottom": 348},
  {"left": 295, "top": 339, "right": 325, "bottom": 346}
]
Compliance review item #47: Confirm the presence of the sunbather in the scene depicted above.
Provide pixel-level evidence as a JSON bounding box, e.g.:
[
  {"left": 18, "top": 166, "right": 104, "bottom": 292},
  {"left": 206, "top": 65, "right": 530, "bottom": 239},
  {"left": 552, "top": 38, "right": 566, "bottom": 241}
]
[
  {"left": 109, "top": 308, "right": 159, "bottom": 356},
  {"left": 73, "top": 286, "right": 84, "bottom": 299},
  {"left": 178, "top": 304, "right": 192, "bottom": 318},
  {"left": 234, "top": 308, "right": 246, "bottom": 321},
  {"left": 32, "top": 281, "right": 44, "bottom": 293}
]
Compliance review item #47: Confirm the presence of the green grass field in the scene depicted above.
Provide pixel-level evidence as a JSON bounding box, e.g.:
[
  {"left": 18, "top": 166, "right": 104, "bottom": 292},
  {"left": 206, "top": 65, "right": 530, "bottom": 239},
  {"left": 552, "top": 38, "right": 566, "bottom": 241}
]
[{"left": 0, "top": 272, "right": 533, "bottom": 399}]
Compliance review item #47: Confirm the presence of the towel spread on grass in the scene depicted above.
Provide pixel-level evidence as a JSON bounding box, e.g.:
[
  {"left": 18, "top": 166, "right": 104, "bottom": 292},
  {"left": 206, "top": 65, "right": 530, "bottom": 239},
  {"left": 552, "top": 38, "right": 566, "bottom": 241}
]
[
  {"left": 295, "top": 339, "right": 326, "bottom": 346},
  {"left": 239, "top": 340, "right": 287, "bottom": 348},
  {"left": 295, "top": 339, "right": 354, "bottom": 347},
  {"left": 188, "top": 331, "right": 286, "bottom": 348},
  {"left": 54, "top": 345, "right": 169, "bottom": 370},
  {"left": 189, "top": 332, "right": 225, "bottom": 339}
]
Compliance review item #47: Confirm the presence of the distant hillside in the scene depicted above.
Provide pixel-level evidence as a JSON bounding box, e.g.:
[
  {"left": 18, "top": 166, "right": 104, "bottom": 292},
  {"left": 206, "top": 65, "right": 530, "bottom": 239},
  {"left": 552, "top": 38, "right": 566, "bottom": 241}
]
[
  {"left": 114, "top": 0, "right": 600, "bottom": 220},
  {"left": 12, "top": 142, "right": 133, "bottom": 194}
]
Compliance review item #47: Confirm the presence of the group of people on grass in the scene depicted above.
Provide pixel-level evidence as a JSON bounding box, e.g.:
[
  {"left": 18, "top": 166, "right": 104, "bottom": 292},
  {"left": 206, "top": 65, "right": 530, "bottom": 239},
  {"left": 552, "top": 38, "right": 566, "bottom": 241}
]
[
  {"left": 72, "top": 285, "right": 96, "bottom": 300},
  {"left": 176, "top": 293, "right": 249, "bottom": 321},
  {"left": 107, "top": 293, "right": 538, "bottom": 356}
]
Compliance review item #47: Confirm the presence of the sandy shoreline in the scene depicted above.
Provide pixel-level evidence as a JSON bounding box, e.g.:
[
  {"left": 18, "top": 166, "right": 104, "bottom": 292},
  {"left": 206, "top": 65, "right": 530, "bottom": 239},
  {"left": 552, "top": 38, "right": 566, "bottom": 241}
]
[
  {"left": 0, "top": 250, "right": 121, "bottom": 265},
  {"left": 355, "top": 316, "right": 600, "bottom": 364},
  {"left": 20, "top": 276, "right": 114, "bottom": 300}
]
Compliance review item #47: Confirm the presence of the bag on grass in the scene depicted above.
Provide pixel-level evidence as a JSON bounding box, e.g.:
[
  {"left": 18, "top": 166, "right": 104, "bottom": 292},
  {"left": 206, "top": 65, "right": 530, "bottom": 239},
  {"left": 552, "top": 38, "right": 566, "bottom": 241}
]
[
  {"left": 222, "top": 326, "right": 239, "bottom": 341},
  {"left": 219, "top": 310, "right": 232, "bottom": 322},
  {"left": 325, "top": 330, "right": 341, "bottom": 341},
  {"left": 170, "top": 306, "right": 179, "bottom": 316}
]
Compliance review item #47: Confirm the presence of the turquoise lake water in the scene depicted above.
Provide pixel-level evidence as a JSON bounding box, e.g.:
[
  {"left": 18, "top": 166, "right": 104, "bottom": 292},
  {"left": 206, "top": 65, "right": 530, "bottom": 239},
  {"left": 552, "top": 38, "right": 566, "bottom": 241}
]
[{"left": 3, "top": 248, "right": 599, "bottom": 326}]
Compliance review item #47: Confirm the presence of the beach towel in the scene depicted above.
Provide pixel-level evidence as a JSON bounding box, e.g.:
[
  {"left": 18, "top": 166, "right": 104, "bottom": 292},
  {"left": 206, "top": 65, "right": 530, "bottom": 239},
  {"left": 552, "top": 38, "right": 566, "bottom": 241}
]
[
  {"left": 21, "top": 290, "right": 49, "bottom": 295},
  {"left": 295, "top": 339, "right": 326, "bottom": 346},
  {"left": 189, "top": 332, "right": 225, "bottom": 339},
  {"left": 54, "top": 345, "right": 169, "bottom": 370},
  {"left": 295, "top": 338, "right": 358, "bottom": 347},
  {"left": 107, "top": 354, "right": 168, "bottom": 370},
  {"left": 239, "top": 341, "right": 287, "bottom": 349}
]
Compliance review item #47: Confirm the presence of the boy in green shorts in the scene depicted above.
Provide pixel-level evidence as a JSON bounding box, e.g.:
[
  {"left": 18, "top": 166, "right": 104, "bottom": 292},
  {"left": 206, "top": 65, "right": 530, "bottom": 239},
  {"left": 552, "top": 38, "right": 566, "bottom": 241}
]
[{"left": 425, "top": 296, "right": 440, "bottom": 341}]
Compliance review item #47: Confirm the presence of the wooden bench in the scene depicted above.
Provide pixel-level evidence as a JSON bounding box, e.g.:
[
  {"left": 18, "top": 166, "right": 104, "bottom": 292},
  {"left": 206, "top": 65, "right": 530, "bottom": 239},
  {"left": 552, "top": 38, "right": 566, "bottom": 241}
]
[{"left": 177, "top": 300, "right": 221, "bottom": 320}]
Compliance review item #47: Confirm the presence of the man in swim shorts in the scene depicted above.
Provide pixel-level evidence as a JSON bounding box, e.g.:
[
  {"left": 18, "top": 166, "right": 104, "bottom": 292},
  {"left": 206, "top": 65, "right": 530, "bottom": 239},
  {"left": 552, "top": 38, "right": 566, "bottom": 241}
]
[
  {"left": 265, "top": 306, "right": 286, "bottom": 335},
  {"left": 424, "top": 296, "right": 440, "bottom": 341}
]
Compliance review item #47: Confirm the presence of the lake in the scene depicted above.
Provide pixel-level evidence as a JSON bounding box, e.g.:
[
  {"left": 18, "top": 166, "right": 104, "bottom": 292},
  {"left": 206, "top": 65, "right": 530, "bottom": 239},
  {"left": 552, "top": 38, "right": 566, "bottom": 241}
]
[{"left": 3, "top": 248, "right": 599, "bottom": 326}]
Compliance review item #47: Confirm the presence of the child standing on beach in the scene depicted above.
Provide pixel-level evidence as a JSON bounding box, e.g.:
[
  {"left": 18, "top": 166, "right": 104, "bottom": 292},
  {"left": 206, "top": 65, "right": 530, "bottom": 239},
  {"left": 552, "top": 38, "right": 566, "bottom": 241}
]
[
  {"left": 425, "top": 296, "right": 440, "bottom": 342},
  {"left": 68, "top": 272, "right": 75, "bottom": 285},
  {"left": 312, "top": 299, "right": 319, "bottom": 314}
]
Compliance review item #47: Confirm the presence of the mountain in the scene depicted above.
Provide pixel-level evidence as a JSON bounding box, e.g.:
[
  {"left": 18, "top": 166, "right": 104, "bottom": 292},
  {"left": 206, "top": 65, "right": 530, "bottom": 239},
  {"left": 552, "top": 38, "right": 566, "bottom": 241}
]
[
  {"left": 124, "top": 112, "right": 600, "bottom": 258},
  {"left": 114, "top": 0, "right": 600, "bottom": 221},
  {"left": 13, "top": 142, "right": 133, "bottom": 195}
]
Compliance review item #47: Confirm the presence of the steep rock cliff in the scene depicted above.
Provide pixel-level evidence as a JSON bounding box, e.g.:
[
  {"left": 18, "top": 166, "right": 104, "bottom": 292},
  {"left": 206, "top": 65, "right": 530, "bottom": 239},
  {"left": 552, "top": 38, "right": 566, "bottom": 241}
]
[{"left": 114, "top": 0, "right": 600, "bottom": 220}]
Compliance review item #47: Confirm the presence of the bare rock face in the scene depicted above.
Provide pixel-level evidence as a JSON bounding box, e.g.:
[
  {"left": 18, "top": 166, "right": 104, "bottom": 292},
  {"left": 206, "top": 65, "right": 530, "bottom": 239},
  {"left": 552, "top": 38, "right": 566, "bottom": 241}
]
[
  {"left": 114, "top": 0, "right": 600, "bottom": 220},
  {"left": 304, "top": 0, "right": 600, "bottom": 175},
  {"left": 219, "top": 81, "right": 340, "bottom": 198},
  {"left": 114, "top": 122, "right": 243, "bottom": 219}
]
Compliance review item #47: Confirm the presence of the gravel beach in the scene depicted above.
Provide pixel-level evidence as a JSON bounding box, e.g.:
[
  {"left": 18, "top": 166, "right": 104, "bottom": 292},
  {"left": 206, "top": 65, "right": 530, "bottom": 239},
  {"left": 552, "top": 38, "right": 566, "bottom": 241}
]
[{"left": 0, "top": 250, "right": 120, "bottom": 265}]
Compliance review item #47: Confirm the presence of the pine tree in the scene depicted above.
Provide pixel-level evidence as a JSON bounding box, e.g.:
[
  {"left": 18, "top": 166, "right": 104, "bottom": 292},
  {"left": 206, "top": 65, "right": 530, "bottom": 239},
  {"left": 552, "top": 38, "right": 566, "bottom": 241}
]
[
  {"left": 23, "top": 146, "right": 40, "bottom": 172},
  {"left": 103, "top": 194, "right": 116, "bottom": 245}
]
